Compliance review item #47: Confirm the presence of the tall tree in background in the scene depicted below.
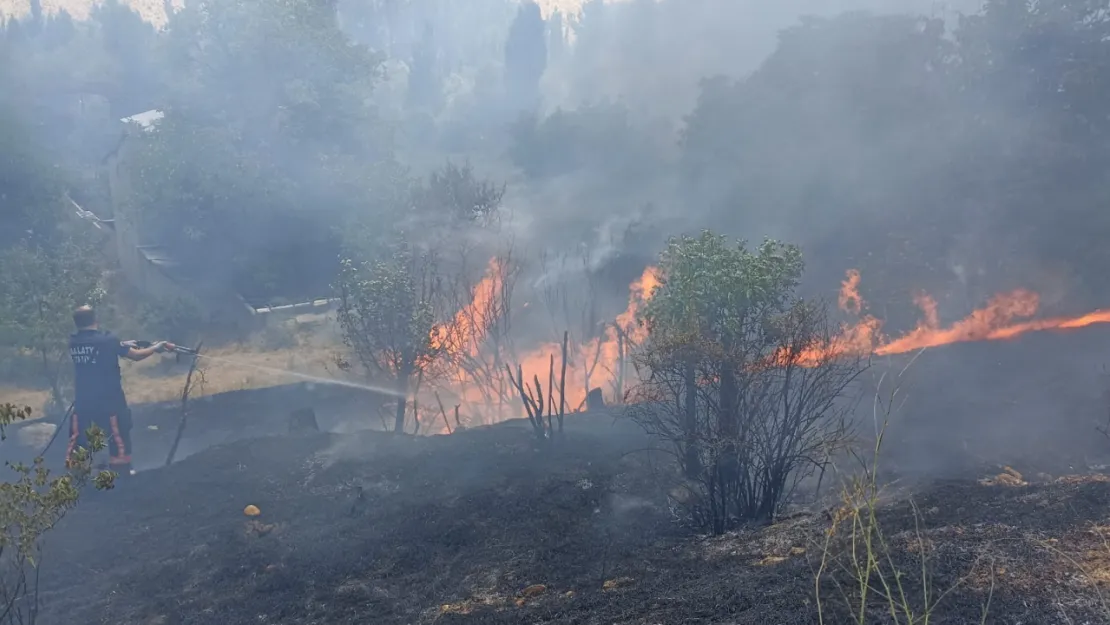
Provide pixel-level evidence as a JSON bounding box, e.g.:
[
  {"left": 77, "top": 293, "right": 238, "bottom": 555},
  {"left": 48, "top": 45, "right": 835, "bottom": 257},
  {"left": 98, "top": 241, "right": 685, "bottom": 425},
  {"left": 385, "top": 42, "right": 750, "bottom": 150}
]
[
  {"left": 0, "top": 105, "right": 106, "bottom": 409},
  {"left": 679, "top": 13, "right": 964, "bottom": 321},
  {"left": 407, "top": 20, "right": 443, "bottom": 113},
  {"left": 547, "top": 9, "right": 566, "bottom": 66},
  {"left": 1, "top": 4, "right": 144, "bottom": 177},
  {"left": 503, "top": 0, "right": 546, "bottom": 111},
  {"left": 90, "top": 0, "right": 165, "bottom": 118},
  {"left": 673, "top": 3, "right": 1110, "bottom": 318},
  {"left": 0, "top": 113, "right": 65, "bottom": 247},
  {"left": 127, "top": 0, "right": 393, "bottom": 303}
]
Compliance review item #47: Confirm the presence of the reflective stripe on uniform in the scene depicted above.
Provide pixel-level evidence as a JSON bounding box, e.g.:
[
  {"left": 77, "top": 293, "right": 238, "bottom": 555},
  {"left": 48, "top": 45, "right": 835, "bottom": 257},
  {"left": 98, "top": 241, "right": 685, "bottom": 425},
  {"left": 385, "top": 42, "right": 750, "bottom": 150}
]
[{"left": 108, "top": 415, "right": 130, "bottom": 465}]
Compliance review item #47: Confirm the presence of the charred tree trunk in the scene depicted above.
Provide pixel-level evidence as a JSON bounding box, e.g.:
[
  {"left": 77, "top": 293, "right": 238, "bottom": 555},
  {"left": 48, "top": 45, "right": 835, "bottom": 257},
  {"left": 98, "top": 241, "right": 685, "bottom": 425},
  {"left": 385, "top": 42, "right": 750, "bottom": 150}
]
[
  {"left": 558, "top": 330, "right": 568, "bottom": 434},
  {"left": 37, "top": 300, "right": 63, "bottom": 409},
  {"left": 435, "top": 391, "right": 452, "bottom": 434},
  {"left": 411, "top": 369, "right": 425, "bottom": 435},
  {"left": 586, "top": 388, "right": 605, "bottom": 410},
  {"left": 393, "top": 369, "right": 411, "bottom": 434},
  {"left": 716, "top": 364, "right": 740, "bottom": 515},
  {"left": 505, "top": 363, "right": 547, "bottom": 443},
  {"left": 683, "top": 358, "right": 700, "bottom": 478},
  {"left": 615, "top": 324, "right": 626, "bottom": 402}
]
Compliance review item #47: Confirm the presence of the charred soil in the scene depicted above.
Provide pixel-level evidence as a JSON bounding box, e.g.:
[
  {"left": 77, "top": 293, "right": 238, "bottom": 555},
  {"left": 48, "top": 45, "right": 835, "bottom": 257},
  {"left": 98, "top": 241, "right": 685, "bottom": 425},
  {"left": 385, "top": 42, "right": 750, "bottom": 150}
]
[{"left": 31, "top": 415, "right": 1110, "bottom": 625}]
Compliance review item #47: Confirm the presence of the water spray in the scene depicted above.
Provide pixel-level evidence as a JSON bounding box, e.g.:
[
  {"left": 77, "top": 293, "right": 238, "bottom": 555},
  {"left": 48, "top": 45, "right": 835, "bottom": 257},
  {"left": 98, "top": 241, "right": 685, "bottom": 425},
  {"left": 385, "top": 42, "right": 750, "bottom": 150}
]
[
  {"left": 192, "top": 353, "right": 405, "bottom": 397},
  {"left": 135, "top": 342, "right": 406, "bottom": 398}
]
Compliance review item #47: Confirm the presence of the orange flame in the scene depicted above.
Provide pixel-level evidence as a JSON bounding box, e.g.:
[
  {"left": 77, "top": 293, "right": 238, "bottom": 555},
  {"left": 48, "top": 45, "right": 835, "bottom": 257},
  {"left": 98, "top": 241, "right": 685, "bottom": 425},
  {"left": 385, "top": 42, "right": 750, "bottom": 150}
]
[
  {"left": 430, "top": 262, "right": 658, "bottom": 425},
  {"left": 427, "top": 258, "right": 505, "bottom": 414},
  {"left": 807, "top": 270, "right": 1110, "bottom": 363},
  {"left": 431, "top": 257, "right": 502, "bottom": 359},
  {"left": 513, "top": 266, "right": 658, "bottom": 411},
  {"left": 432, "top": 263, "right": 1110, "bottom": 426},
  {"left": 839, "top": 269, "right": 863, "bottom": 316}
]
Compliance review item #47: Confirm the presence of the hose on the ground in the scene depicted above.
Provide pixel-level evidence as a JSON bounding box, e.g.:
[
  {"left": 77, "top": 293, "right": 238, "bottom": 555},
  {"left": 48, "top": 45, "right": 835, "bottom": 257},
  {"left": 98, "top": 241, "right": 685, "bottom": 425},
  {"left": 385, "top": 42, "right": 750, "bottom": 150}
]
[{"left": 38, "top": 402, "right": 75, "bottom": 458}]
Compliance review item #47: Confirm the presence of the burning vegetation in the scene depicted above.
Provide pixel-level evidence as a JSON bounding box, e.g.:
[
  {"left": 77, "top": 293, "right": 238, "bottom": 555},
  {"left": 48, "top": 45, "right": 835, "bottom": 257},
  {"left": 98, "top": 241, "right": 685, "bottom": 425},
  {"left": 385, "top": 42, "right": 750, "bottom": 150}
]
[{"left": 336, "top": 214, "right": 1110, "bottom": 441}]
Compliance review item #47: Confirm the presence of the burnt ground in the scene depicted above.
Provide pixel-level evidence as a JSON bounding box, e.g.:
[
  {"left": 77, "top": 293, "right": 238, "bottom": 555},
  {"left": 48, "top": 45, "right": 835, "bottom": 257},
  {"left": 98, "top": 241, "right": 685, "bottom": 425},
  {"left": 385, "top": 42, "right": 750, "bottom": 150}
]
[{"left": 24, "top": 411, "right": 1110, "bottom": 625}]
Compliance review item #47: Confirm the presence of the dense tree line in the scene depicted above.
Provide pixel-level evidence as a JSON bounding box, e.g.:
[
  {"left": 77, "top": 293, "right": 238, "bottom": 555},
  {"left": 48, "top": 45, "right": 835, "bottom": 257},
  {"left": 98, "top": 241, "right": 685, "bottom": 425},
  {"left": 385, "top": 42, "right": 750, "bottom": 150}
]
[{"left": 511, "top": 1, "right": 1110, "bottom": 329}]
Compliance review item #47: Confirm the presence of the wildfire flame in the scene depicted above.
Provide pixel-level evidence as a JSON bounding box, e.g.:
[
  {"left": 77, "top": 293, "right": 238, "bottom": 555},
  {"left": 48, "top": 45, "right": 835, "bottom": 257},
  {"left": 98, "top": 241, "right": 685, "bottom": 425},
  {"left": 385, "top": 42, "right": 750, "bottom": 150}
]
[
  {"left": 430, "top": 261, "right": 658, "bottom": 424},
  {"left": 513, "top": 265, "right": 658, "bottom": 411},
  {"left": 431, "top": 257, "right": 503, "bottom": 360},
  {"left": 813, "top": 270, "right": 1110, "bottom": 362},
  {"left": 431, "top": 260, "right": 1110, "bottom": 427},
  {"left": 428, "top": 257, "right": 504, "bottom": 413}
]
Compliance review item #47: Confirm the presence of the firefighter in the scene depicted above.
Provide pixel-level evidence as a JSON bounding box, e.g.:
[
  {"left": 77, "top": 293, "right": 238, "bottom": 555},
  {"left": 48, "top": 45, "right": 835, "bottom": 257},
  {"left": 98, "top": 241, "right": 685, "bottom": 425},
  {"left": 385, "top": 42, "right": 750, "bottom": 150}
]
[{"left": 66, "top": 305, "right": 174, "bottom": 475}]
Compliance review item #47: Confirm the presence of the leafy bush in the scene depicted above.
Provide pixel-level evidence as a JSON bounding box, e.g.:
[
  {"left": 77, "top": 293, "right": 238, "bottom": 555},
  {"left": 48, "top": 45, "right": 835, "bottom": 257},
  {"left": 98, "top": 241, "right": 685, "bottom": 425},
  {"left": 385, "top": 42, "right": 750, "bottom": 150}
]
[
  {"left": 0, "top": 403, "right": 114, "bottom": 624},
  {"left": 630, "top": 231, "right": 865, "bottom": 533}
]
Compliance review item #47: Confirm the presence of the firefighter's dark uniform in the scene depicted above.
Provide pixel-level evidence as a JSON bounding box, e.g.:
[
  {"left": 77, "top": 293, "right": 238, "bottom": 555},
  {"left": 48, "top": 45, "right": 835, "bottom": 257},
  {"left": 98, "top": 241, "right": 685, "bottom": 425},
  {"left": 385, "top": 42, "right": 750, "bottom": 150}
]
[{"left": 67, "top": 329, "right": 133, "bottom": 473}]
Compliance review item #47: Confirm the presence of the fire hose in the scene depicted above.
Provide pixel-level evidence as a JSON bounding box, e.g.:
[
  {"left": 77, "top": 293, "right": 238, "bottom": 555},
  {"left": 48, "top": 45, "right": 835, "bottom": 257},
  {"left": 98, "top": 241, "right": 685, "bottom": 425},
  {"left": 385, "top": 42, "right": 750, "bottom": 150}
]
[
  {"left": 38, "top": 402, "right": 74, "bottom": 457},
  {"left": 129, "top": 340, "right": 198, "bottom": 356}
]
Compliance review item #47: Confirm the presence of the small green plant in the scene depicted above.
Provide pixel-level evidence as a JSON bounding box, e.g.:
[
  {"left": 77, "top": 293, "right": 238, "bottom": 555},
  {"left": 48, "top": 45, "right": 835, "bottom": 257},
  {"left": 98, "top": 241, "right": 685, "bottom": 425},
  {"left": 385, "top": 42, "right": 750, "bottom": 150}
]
[
  {"left": 0, "top": 403, "right": 115, "bottom": 624},
  {"left": 813, "top": 353, "right": 992, "bottom": 625}
]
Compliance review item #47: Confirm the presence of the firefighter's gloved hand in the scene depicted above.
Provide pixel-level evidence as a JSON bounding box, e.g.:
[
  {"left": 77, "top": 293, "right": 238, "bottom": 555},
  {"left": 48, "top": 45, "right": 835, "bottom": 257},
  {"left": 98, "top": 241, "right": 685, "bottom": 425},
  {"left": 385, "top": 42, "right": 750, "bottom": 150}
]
[
  {"left": 152, "top": 341, "right": 168, "bottom": 353},
  {"left": 163, "top": 342, "right": 177, "bottom": 353}
]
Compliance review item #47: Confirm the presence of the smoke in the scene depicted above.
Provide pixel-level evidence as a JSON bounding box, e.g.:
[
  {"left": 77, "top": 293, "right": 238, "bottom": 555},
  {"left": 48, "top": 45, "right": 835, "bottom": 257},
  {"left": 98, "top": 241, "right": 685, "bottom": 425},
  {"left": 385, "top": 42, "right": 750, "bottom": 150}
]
[
  {"left": 543, "top": 0, "right": 980, "bottom": 118},
  {"left": 7, "top": 0, "right": 1110, "bottom": 479}
]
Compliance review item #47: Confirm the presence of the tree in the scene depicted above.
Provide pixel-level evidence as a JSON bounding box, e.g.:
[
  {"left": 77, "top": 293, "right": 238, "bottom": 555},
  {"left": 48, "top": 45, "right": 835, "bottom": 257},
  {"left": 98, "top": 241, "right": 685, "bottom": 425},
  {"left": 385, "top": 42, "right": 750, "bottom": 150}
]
[
  {"left": 437, "top": 245, "right": 522, "bottom": 422},
  {"left": 950, "top": 0, "right": 1110, "bottom": 303},
  {"left": 334, "top": 161, "right": 510, "bottom": 431},
  {"left": 406, "top": 20, "right": 442, "bottom": 114},
  {"left": 162, "top": 0, "right": 382, "bottom": 153},
  {"left": 0, "top": 98, "right": 106, "bottom": 410},
  {"left": 334, "top": 242, "right": 442, "bottom": 434},
  {"left": 90, "top": 0, "right": 166, "bottom": 118},
  {"left": 508, "top": 102, "right": 671, "bottom": 184},
  {"left": 125, "top": 0, "right": 392, "bottom": 304},
  {"left": 672, "top": 5, "right": 1110, "bottom": 324},
  {"left": 503, "top": 0, "right": 546, "bottom": 111},
  {"left": 546, "top": 9, "right": 567, "bottom": 66},
  {"left": 0, "top": 239, "right": 106, "bottom": 410},
  {"left": 631, "top": 231, "right": 864, "bottom": 533},
  {"left": 0, "top": 111, "right": 66, "bottom": 249},
  {"left": 0, "top": 403, "right": 114, "bottom": 624},
  {"left": 1, "top": 4, "right": 149, "bottom": 175},
  {"left": 678, "top": 14, "right": 959, "bottom": 305}
]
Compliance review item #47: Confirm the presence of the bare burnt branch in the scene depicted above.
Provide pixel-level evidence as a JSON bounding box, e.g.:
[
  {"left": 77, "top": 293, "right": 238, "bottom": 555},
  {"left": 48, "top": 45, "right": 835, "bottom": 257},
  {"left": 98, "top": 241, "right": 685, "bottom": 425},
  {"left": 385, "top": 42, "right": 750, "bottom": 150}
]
[{"left": 166, "top": 342, "right": 206, "bottom": 467}]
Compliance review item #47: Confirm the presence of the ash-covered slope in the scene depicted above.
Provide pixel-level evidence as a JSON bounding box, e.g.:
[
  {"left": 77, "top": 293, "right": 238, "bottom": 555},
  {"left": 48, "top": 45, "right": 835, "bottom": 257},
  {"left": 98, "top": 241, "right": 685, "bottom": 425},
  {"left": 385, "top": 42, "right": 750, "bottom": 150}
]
[{"left": 31, "top": 416, "right": 1110, "bottom": 625}]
